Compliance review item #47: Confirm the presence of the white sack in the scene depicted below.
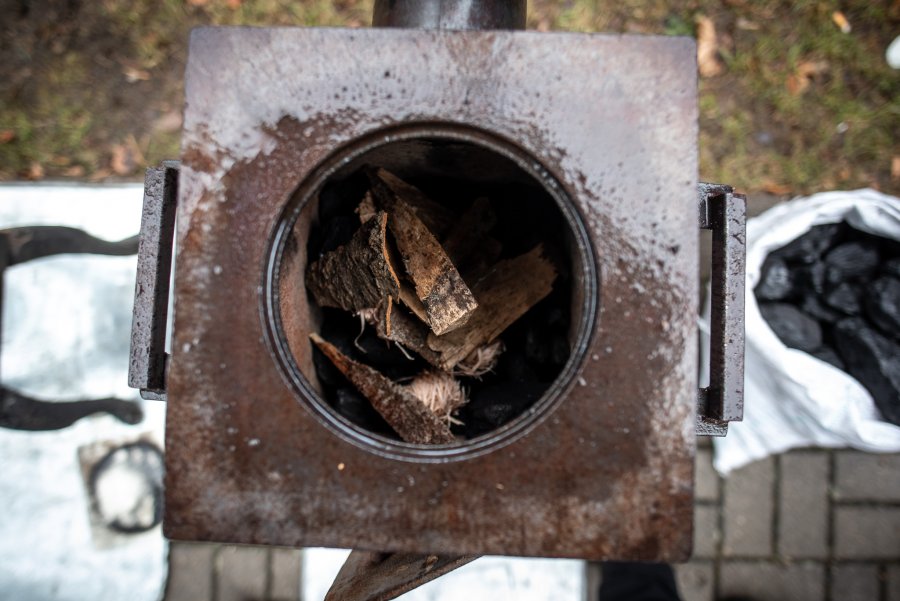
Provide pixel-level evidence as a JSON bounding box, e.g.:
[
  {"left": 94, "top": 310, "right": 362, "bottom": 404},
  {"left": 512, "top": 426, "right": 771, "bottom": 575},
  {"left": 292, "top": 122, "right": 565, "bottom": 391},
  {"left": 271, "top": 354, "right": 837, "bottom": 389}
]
[{"left": 702, "top": 189, "right": 900, "bottom": 474}]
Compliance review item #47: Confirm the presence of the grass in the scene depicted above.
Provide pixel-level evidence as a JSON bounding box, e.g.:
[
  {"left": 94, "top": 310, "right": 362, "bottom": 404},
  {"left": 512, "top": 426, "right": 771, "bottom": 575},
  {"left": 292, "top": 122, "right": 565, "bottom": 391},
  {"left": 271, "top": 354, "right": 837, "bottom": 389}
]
[{"left": 1, "top": 0, "right": 897, "bottom": 194}]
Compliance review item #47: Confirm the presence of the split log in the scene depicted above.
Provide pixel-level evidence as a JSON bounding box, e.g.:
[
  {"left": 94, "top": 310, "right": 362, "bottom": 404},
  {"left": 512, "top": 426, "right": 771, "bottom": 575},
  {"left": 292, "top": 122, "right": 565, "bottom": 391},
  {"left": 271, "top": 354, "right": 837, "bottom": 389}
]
[
  {"left": 368, "top": 171, "right": 478, "bottom": 336},
  {"left": 428, "top": 245, "right": 557, "bottom": 370},
  {"left": 368, "top": 168, "right": 454, "bottom": 237},
  {"left": 372, "top": 306, "right": 443, "bottom": 368},
  {"left": 309, "top": 334, "right": 455, "bottom": 445},
  {"left": 306, "top": 211, "right": 399, "bottom": 315}
]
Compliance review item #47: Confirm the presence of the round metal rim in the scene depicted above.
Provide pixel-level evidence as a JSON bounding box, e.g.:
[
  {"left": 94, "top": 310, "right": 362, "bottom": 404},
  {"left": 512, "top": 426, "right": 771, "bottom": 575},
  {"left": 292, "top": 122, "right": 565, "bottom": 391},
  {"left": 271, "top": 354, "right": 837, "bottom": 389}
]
[{"left": 263, "top": 121, "right": 598, "bottom": 462}]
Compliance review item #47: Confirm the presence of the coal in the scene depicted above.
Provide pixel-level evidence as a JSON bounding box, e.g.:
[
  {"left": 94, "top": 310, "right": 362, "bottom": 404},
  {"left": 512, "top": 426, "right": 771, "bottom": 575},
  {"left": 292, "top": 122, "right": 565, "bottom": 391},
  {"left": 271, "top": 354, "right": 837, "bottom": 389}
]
[
  {"left": 755, "top": 256, "right": 795, "bottom": 301},
  {"left": 810, "top": 346, "right": 845, "bottom": 371},
  {"left": 865, "top": 277, "right": 900, "bottom": 339},
  {"left": 459, "top": 381, "right": 545, "bottom": 438},
  {"left": 759, "top": 302, "right": 822, "bottom": 353},
  {"left": 800, "top": 294, "right": 841, "bottom": 323},
  {"left": 333, "top": 387, "right": 395, "bottom": 435},
  {"left": 823, "top": 242, "right": 879, "bottom": 284},
  {"left": 794, "top": 262, "right": 827, "bottom": 296},
  {"left": 834, "top": 318, "right": 900, "bottom": 426},
  {"left": 773, "top": 223, "right": 844, "bottom": 264},
  {"left": 823, "top": 282, "right": 862, "bottom": 316},
  {"left": 881, "top": 257, "right": 900, "bottom": 278}
]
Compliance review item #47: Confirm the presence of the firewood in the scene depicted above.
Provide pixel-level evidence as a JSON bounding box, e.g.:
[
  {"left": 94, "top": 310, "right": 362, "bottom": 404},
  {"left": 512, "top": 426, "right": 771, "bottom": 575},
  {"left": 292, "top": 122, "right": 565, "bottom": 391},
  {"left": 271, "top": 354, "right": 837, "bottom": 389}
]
[
  {"left": 309, "top": 334, "right": 455, "bottom": 445},
  {"left": 368, "top": 168, "right": 454, "bottom": 237},
  {"left": 398, "top": 283, "right": 429, "bottom": 324},
  {"left": 368, "top": 171, "right": 478, "bottom": 336},
  {"left": 441, "top": 197, "right": 497, "bottom": 268},
  {"left": 428, "top": 245, "right": 556, "bottom": 370},
  {"left": 372, "top": 306, "right": 443, "bottom": 368},
  {"left": 325, "top": 552, "right": 477, "bottom": 601},
  {"left": 306, "top": 211, "right": 400, "bottom": 317}
]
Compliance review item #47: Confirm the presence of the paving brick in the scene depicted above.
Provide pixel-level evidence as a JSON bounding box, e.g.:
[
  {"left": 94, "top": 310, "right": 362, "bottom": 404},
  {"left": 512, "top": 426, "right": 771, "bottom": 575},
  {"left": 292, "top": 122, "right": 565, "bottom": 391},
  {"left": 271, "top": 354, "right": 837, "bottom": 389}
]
[
  {"left": 719, "top": 561, "right": 824, "bottom": 601},
  {"left": 778, "top": 451, "right": 829, "bottom": 559},
  {"left": 722, "top": 457, "right": 774, "bottom": 557},
  {"left": 270, "top": 548, "right": 302, "bottom": 601},
  {"left": 693, "top": 505, "right": 718, "bottom": 559},
  {"left": 834, "top": 507, "right": 900, "bottom": 559},
  {"left": 831, "top": 564, "right": 880, "bottom": 601},
  {"left": 695, "top": 448, "right": 719, "bottom": 503},
  {"left": 888, "top": 565, "right": 900, "bottom": 601},
  {"left": 165, "top": 542, "right": 216, "bottom": 601},
  {"left": 216, "top": 545, "right": 268, "bottom": 601},
  {"left": 675, "top": 562, "right": 714, "bottom": 601},
  {"left": 834, "top": 451, "right": 900, "bottom": 501}
]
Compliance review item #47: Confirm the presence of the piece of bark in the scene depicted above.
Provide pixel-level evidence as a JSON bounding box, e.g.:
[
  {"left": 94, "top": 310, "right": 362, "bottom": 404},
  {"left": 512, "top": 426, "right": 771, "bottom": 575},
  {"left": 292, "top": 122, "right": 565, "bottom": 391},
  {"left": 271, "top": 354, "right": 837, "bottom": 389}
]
[
  {"left": 428, "top": 245, "right": 556, "bottom": 370},
  {"left": 372, "top": 307, "right": 443, "bottom": 368},
  {"left": 306, "top": 211, "right": 400, "bottom": 314},
  {"left": 369, "top": 173, "right": 478, "bottom": 336},
  {"left": 368, "top": 168, "right": 454, "bottom": 237},
  {"left": 326, "top": 552, "right": 478, "bottom": 601},
  {"left": 441, "top": 197, "right": 497, "bottom": 268},
  {"left": 309, "top": 334, "right": 455, "bottom": 444},
  {"left": 356, "top": 192, "right": 377, "bottom": 224}
]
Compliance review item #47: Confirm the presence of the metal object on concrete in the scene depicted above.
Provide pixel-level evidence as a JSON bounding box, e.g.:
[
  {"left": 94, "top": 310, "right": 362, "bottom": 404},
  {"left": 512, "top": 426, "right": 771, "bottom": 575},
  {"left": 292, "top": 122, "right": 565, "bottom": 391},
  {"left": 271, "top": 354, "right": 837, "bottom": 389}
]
[
  {"left": 162, "top": 26, "right": 701, "bottom": 561},
  {"left": 128, "top": 162, "right": 179, "bottom": 402},
  {"left": 373, "top": 0, "right": 526, "bottom": 30},
  {"left": 698, "top": 183, "right": 746, "bottom": 435},
  {"left": 0, "top": 225, "right": 142, "bottom": 430}
]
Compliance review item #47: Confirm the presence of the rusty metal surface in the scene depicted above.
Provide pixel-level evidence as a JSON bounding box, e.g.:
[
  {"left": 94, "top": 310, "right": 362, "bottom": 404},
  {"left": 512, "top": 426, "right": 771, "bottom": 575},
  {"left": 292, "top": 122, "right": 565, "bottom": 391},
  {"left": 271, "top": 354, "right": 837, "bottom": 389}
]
[
  {"left": 373, "top": 0, "right": 526, "bottom": 30},
  {"left": 128, "top": 163, "right": 179, "bottom": 401},
  {"left": 165, "top": 27, "right": 699, "bottom": 561},
  {"left": 698, "top": 183, "right": 746, "bottom": 426}
]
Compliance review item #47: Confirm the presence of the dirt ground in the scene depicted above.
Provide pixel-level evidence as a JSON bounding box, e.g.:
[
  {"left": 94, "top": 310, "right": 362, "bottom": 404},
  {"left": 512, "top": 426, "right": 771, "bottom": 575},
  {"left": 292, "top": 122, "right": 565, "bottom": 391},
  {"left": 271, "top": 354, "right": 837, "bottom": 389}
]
[{"left": 1, "top": 0, "right": 898, "bottom": 194}]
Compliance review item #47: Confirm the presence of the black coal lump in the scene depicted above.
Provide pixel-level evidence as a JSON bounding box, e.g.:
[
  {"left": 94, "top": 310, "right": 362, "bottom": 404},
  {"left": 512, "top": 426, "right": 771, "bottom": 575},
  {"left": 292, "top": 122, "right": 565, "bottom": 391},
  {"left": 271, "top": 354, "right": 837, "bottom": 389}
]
[
  {"left": 823, "top": 242, "right": 880, "bottom": 284},
  {"left": 881, "top": 257, "right": 900, "bottom": 278},
  {"left": 800, "top": 294, "right": 842, "bottom": 323},
  {"left": 460, "top": 382, "right": 544, "bottom": 438},
  {"left": 834, "top": 318, "right": 900, "bottom": 426},
  {"left": 759, "top": 302, "right": 822, "bottom": 353},
  {"left": 824, "top": 282, "right": 862, "bottom": 316},
  {"left": 333, "top": 387, "right": 394, "bottom": 435},
  {"left": 865, "top": 277, "right": 900, "bottom": 339},
  {"left": 755, "top": 256, "right": 795, "bottom": 301},
  {"left": 810, "top": 346, "right": 845, "bottom": 371},
  {"left": 794, "top": 262, "right": 827, "bottom": 296},
  {"left": 773, "top": 223, "right": 844, "bottom": 264}
]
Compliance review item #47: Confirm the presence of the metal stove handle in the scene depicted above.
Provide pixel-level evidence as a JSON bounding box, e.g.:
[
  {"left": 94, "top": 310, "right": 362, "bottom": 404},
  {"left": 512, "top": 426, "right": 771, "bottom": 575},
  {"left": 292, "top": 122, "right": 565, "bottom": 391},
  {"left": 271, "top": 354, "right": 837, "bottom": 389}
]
[
  {"left": 698, "top": 183, "right": 746, "bottom": 436},
  {"left": 128, "top": 161, "right": 179, "bottom": 401}
]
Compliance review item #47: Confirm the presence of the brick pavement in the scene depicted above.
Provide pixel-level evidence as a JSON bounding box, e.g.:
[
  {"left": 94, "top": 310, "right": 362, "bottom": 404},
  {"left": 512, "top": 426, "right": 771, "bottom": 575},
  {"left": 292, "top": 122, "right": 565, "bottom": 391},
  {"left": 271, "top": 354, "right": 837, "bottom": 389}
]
[{"left": 163, "top": 447, "right": 900, "bottom": 601}]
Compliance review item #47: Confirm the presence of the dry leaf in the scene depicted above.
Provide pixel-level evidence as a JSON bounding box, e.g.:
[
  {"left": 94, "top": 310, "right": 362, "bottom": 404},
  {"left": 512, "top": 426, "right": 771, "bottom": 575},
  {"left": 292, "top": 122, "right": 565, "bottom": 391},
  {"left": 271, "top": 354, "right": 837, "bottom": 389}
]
[
  {"left": 110, "top": 135, "right": 145, "bottom": 176},
  {"left": 786, "top": 60, "right": 829, "bottom": 95},
  {"left": 696, "top": 15, "right": 724, "bottom": 78},
  {"left": 0, "top": 130, "right": 15, "bottom": 144},
  {"left": 226, "top": 0, "right": 241, "bottom": 8},
  {"left": 832, "top": 11, "right": 851, "bottom": 34},
  {"left": 122, "top": 65, "right": 151, "bottom": 83},
  {"left": 89, "top": 167, "right": 112, "bottom": 182},
  {"left": 892, "top": 156, "right": 900, "bottom": 182},
  {"left": 63, "top": 165, "right": 86, "bottom": 177},
  {"left": 27, "top": 162, "right": 44, "bottom": 180},
  {"left": 153, "top": 110, "right": 183, "bottom": 133}
]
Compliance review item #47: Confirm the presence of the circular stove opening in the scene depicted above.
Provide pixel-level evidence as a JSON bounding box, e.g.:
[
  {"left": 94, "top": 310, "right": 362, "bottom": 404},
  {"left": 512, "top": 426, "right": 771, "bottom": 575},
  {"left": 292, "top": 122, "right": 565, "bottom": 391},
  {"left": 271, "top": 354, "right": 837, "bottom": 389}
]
[{"left": 266, "top": 124, "right": 596, "bottom": 461}]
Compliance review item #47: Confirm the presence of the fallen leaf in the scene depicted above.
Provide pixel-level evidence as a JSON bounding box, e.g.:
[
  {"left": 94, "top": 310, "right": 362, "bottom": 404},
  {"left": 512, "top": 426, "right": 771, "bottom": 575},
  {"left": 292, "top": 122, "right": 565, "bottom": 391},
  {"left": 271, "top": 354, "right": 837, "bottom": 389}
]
[
  {"left": 832, "top": 11, "right": 851, "bottom": 34},
  {"left": 0, "top": 129, "right": 15, "bottom": 144},
  {"left": 696, "top": 15, "right": 724, "bottom": 78},
  {"left": 110, "top": 135, "right": 145, "bottom": 176},
  {"left": 27, "top": 161, "right": 44, "bottom": 180},
  {"left": 122, "top": 65, "right": 151, "bottom": 83},
  {"left": 786, "top": 60, "right": 829, "bottom": 95},
  {"left": 63, "top": 165, "right": 85, "bottom": 177},
  {"left": 89, "top": 167, "right": 113, "bottom": 182},
  {"left": 736, "top": 17, "right": 760, "bottom": 31},
  {"left": 226, "top": 0, "right": 241, "bottom": 8},
  {"left": 892, "top": 156, "right": 900, "bottom": 182},
  {"left": 153, "top": 110, "right": 183, "bottom": 133}
]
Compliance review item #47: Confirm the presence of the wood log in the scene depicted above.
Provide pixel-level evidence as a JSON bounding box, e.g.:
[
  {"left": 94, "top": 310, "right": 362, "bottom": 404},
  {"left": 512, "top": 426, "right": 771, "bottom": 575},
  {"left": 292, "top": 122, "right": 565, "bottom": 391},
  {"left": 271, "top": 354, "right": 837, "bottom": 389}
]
[
  {"left": 309, "top": 334, "right": 455, "bottom": 445},
  {"left": 428, "top": 245, "right": 556, "bottom": 370},
  {"left": 372, "top": 306, "right": 443, "bottom": 368},
  {"left": 368, "top": 171, "right": 478, "bottom": 336},
  {"left": 368, "top": 168, "right": 454, "bottom": 237},
  {"left": 306, "top": 211, "right": 400, "bottom": 315}
]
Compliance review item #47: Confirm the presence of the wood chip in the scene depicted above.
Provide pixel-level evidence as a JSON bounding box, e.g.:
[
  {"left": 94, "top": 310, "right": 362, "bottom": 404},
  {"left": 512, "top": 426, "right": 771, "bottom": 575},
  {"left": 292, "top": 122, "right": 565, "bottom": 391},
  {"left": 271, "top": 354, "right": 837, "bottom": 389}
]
[
  {"left": 309, "top": 333, "right": 455, "bottom": 445},
  {"left": 306, "top": 211, "right": 400, "bottom": 316},
  {"left": 428, "top": 245, "right": 556, "bottom": 370},
  {"left": 325, "top": 552, "right": 477, "bottom": 601},
  {"left": 369, "top": 171, "right": 478, "bottom": 336}
]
